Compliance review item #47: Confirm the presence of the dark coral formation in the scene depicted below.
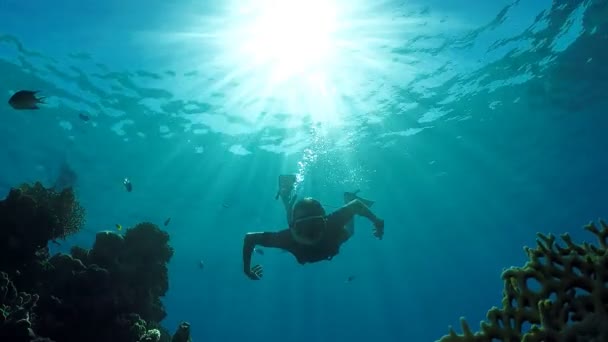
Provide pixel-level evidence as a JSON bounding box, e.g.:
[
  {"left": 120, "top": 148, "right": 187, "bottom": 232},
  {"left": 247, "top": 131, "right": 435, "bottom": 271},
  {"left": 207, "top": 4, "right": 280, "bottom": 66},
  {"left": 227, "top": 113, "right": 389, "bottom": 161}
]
[
  {"left": 438, "top": 220, "right": 608, "bottom": 342},
  {"left": 0, "top": 182, "right": 85, "bottom": 277},
  {"left": 0, "top": 272, "right": 39, "bottom": 341},
  {"left": 18, "top": 182, "right": 85, "bottom": 240},
  {"left": 0, "top": 183, "right": 192, "bottom": 342},
  {"left": 171, "top": 322, "right": 192, "bottom": 342},
  {"left": 76, "top": 223, "right": 174, "bottom": 323}
]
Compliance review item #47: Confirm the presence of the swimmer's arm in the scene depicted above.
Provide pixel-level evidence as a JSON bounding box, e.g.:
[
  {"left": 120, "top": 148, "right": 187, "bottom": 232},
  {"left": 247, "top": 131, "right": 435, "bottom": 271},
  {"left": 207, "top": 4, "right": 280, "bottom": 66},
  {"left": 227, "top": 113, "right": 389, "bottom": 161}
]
[
  {"left": 342, "top": 199, "right": 381, "bottom": 224},
  {"left": 242, "top": 231, "right": 289, "bottom": 273}
]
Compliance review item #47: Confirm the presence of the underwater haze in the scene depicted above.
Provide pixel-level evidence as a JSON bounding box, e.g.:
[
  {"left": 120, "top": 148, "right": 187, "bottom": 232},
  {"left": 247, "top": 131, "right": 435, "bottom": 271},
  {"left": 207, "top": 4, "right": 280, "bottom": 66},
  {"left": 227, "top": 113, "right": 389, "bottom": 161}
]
[{"left": 1, "top": 0, "right": 608, "bottom": 341}]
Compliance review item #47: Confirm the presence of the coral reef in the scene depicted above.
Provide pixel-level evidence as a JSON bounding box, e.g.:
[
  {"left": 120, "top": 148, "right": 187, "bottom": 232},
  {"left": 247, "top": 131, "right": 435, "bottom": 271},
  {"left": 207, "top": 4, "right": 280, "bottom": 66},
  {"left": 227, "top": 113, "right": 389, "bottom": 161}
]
[
  {"left": 438, "top": 220, "right": 608, "bottom": 342},
  {"left": 171, "top": 322, "right": 192, "bottom": 342},
  {"left": 0, "top": 182, "right": 85, "bottom": 279},
  {"left": 18, "top": 182, "right": 85, "bottom": 240},
  {"left": 0, "top": 183, "right": 192, "bottom": 342},
  {"left": 75, "top": 222, "right": 174, "bottom": 323},
  {"left": 0, "top": 272, "right": 39, "bottom": 341}
]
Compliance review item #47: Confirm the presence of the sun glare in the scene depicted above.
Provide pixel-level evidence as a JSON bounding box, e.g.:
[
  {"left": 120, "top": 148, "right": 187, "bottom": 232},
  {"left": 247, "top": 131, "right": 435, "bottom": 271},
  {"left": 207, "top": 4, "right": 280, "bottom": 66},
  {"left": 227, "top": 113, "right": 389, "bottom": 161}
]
[
  {"left": 238, "top": 0, "right": 338, "bottom": 82},
  {"left": 200, "top": 0, "right": 403, "bottom": 126}
]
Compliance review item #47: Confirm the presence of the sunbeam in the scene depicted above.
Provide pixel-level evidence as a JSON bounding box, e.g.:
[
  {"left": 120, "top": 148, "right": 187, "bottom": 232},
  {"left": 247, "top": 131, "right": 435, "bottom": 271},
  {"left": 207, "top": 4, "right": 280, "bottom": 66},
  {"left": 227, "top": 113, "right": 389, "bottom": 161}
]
[
  {"left": 205, "top": 0, "right": 417, "bottom": 127},
  {"left": 153, "top": 0, "right": 428, "bottom": 130}
]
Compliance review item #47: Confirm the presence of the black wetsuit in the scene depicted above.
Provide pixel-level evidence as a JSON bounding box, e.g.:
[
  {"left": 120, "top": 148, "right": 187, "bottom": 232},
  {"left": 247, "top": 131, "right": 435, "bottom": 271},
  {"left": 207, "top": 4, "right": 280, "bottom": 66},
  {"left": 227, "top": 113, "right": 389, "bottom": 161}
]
[
  {"left": 245, "top": 205, "right": 354, "bottom": 264},
  {"left": 242, "top": 197, "right": 382, "bottom": 281}
]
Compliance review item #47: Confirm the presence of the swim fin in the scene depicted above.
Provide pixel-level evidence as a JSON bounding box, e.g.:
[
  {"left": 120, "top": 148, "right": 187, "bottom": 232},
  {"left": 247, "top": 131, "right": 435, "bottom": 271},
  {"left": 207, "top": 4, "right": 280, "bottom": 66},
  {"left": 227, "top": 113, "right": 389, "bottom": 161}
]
[
  {"left": 275, "top": 174, "right": 297, "bottom": 200},
  {"left": 343, "top": 190, "right": 374, "bottom": 207}
]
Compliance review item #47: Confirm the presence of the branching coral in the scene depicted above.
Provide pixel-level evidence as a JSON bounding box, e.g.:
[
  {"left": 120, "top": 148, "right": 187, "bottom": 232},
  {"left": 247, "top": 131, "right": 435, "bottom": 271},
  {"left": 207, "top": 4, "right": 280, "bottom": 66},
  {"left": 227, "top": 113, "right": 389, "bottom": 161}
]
[
  {"left": 0, "top": 272, "right": 40, "bottom": 341},
  {"left": 438, "top": 220, "right": 608, "bottom": 342}
]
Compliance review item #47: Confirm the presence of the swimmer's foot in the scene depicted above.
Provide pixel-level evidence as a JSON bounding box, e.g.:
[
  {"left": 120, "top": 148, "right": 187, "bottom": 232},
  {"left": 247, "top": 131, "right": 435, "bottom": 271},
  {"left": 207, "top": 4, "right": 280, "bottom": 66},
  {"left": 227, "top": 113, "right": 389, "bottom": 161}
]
[
  {"left": 344, "top": 190, "right": 375, "bottom": 207},
  {"left": 343, "top": 190, "right": 360, "bottom": 203},
  {"left": 275, "top": 174, "right": 297, "bottom": 200}
]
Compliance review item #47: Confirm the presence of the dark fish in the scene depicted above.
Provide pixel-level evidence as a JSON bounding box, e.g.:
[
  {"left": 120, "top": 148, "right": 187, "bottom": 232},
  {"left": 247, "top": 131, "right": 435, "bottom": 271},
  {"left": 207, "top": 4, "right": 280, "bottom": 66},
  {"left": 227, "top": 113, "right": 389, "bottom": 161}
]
[
  {"left": 222, "top": 203, "right": 229, "bottom": 208},
  {"left": 198, "top": 260, "right": 205, "bottom": 269},
  {"left": 254, "top": 247, "right": 264, "bottom": 255},
  {"left": 79, "top": 113, "right": 90, "bottom": 121},
  {"left": 164, "top": 217, "right": 171, "bottom": 226},
  {"left": 54, "top": 160, "right": 77, "bottom": 190},
  {"left": 123, "top": 178, "right": 132, "bottom": 192},
  {"left": 346, "top": 275, "right": 356, "bottom": 283},
  {"left": 8, "top": 90, "right": 45, "bottom": 110}
]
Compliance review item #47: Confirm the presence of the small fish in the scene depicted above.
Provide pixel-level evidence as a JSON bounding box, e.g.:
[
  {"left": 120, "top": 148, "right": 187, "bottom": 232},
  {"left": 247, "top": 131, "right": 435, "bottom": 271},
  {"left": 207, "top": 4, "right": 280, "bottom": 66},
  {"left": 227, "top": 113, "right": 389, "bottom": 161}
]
[
  {"left": 254, "top": 247, "right": 264, "bottom": 255},
  {"left": 164, "top": 217, "right": 171, "bottom": 226},
  {"left": 115, "top": 224, "right": 122, "bottom": 231},
  {"left": 123, "top": 178, "right": 132, "bottom": 192},
  {"left": 222, "top": 203, "right": 229, "bottom": 208},
  {"left": 8, "top": 90, "right": 45, "bottom": 110},
  {"left": 78, "top": 113, "right": 90, "bottom": 121},
  {"left": 345, "top": 275, "right": 356, "bottom": 283},
  {"left": 198, "top": 260, "right": 205, "bottom": 269}
]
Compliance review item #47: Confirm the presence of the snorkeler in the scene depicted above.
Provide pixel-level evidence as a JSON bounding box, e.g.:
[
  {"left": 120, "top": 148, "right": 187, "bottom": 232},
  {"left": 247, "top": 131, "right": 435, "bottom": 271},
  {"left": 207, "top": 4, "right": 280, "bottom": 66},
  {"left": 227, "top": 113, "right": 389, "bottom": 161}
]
[{"left": 242, "top": 175, "right": 384, "bottom": 280}]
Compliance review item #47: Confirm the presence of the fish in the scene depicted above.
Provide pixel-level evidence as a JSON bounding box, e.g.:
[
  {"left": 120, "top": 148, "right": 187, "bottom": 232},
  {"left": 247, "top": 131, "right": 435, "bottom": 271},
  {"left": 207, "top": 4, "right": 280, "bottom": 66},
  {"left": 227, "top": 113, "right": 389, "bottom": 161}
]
[
  {"left": 8, "top": 90, "right": 46, "bottom": 110},
  {"left": 198, "top": 260, "right": 205, "bottom": 269},
  {"left": 254, "top": 247, "right": 264, "bottom": 255},
  {"left": 222, "top": 203, "right": 229, "bottom": 208},
  {"left": 115, "top": 224, "right": 122, "bottom": 231},
  {"left": 345, "top": 275, "right": 356, "bottom": 283},
  {"left": 78, "top": 113, "right": 90, "bottom": 121},
  {"left": 164, "top": 217, "right": 171, "bottom": 226},
  {"left": 54, "top": 160, "right": 77, "bottom": 190},
  {"left": 123, "top": 178, "right": 132, "bottom": 192}
]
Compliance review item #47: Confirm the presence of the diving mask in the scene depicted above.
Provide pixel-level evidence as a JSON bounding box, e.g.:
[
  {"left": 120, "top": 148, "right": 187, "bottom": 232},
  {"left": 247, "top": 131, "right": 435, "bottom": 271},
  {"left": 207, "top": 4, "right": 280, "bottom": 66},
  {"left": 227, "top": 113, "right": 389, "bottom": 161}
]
[{"left": 290, "top": 215, "right": 327, "bottom": 245}]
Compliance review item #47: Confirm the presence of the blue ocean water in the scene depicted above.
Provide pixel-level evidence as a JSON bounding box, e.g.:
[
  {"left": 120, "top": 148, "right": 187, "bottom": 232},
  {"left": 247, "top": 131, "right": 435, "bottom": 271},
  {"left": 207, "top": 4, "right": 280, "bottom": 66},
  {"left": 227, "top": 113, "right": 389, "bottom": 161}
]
[{"left": 1, "top": 0, "right": 607, "bottom": 341}]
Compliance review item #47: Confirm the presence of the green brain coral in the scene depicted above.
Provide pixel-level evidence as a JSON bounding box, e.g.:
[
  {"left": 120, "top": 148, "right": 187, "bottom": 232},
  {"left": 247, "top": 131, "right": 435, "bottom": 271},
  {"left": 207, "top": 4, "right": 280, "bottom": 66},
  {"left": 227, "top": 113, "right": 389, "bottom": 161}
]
[{"left": 438, "top": 220, "right": 608, "bottom": 342}]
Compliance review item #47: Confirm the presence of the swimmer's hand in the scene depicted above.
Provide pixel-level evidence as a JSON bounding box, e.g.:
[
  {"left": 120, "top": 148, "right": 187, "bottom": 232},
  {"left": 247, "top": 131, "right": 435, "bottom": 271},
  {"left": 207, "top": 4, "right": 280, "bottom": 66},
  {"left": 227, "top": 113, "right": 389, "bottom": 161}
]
[
  {"left": 246, "top": 264, "right": 264, "bottom": 280},
  {"left": 372, "top": 218, "right": 384, "bottom": 240}
]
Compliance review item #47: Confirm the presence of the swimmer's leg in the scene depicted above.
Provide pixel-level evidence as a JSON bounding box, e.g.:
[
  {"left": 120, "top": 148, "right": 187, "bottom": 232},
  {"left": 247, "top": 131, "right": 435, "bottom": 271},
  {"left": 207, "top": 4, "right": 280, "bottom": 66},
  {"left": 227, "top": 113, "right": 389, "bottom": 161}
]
[
  {"left": 284, "top": 192, "right": 297, "bottom": 227},
  {"left": 276, "top": 174, "right": 298, "bottom": 226},
  {"left": 343, "top": 190, "right": 375, "bottom": 237}
]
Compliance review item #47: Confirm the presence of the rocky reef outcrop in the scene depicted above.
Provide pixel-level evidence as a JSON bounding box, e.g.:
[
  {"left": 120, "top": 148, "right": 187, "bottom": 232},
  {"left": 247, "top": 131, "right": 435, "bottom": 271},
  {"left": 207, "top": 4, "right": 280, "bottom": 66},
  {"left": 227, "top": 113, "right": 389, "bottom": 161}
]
[{"left": 0, "top": 182, "right": 192, "bottom": 342}]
